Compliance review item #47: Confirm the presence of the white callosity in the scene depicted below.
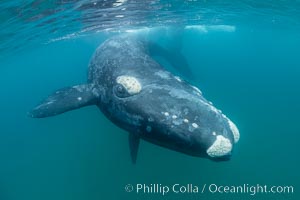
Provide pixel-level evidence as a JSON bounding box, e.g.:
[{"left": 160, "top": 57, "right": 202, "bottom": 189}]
[
  {"left": 206, "top": 135, "right": 232, "bottom": 157},
  {"left": 227, "top": 119, "right": 240, "bottom": 143},
  {"left": 116, "top": 75, "right": 142, "bottom": 95},
  {"left": 192, "top": 123, "right": 198, "bottom": 128},
  {"left": 191, "top": 85, "right": 202, "bottom": 95},
  {"left": 174, "top": 76, "right": 182, "bottom": 82}
]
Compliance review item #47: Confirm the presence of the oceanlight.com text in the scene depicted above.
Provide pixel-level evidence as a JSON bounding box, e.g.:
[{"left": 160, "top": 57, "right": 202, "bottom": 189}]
[{"left": 124, "top": 183, "right": 294, "bottom": 196}]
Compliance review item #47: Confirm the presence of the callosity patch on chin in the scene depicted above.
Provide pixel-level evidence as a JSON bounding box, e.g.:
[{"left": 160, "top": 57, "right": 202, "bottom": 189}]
[{"left": 206, "top": 135, "right": 232, "bottom": 158}]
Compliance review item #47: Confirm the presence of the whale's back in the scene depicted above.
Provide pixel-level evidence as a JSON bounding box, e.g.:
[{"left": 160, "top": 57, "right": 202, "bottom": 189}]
[{"left": 87, "top": 35, "right": 150, "bottom": 84}]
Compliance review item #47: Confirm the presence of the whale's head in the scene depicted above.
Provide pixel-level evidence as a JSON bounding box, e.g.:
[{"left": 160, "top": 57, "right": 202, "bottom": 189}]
[{"left": 110, "top": 72, "right": 240, "bottom": 161}]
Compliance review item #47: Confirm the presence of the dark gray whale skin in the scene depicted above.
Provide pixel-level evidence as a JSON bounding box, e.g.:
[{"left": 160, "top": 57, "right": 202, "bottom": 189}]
[{"left": 30, "top": 34, "right": 239, "bottom": 163}]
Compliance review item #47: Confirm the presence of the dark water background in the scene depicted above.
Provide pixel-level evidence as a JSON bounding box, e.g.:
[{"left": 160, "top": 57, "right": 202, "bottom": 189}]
[{"left": 1, "top": 0, "right": 300, "bottom": 200}]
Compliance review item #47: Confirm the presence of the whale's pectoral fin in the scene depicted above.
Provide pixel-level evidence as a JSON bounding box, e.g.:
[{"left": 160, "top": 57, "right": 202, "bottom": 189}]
[
  {"left": 29, "top": 84, "right": 98, "bottom": 118},
  {"left": 129, "top": 133, "right": 140, "bottom": 164}
]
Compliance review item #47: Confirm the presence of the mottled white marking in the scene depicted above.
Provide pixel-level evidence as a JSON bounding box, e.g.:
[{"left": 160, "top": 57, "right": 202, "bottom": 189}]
[
  {"left": 164, "top": 112, "right": 169, "bottom": 117},
  {"left": 183, "top": 119, "right": 189, "bottom": 123},
  {"left": 115, "top": 15, "right": 124, "bottom": 18},
  {"left": 227, "top": 119, "right": 240, "bottom": 143},
  {"left": 172, "top": 115, "right": 177, "bottom": 119},
  {"left": 146, "top": 125, "right": 152, "bottom": 133},
  {"left": 116, "top": 75, "right": 141, "bottom": 95},
  {"left": 191, "top": 85, "right": 202, "bottom": 95},
  {"left": 192, "top": 123, "right": 199, "bottom": 128},
  {"left": 77, "top": 97, "right": 82, "bottom": 101},
  {"left": 155, "top": 70, "right": 170, "bottom": 79},
  {"left": 206, "top": 135, "right": 232, "bottom": 157},
  {"left": 174, "top": 76, "right": 182, "bottom": 82}
]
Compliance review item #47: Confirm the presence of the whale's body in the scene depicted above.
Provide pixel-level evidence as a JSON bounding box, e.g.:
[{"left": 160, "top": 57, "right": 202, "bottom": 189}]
[{"left": 30, "top": 34, "right": 239, "bottom": 163}]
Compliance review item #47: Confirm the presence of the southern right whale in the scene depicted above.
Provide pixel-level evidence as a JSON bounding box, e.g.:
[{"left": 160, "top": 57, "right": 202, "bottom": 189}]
[{"left": 29, "top": 33, "right": 240, "bottom": 163}]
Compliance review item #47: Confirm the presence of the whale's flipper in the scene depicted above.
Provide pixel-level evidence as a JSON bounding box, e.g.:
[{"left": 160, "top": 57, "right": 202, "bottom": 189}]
[
  {"left": 129, "top": 133, "right": 140, "bottom": 164},
  {"left": 29, "top": 84, "right": 98, "bottom": 118}
]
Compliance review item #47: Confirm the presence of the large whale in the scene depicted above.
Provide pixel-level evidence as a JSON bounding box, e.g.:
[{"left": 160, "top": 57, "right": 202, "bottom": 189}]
[{"left": 30, "top": 34, "right": 240, "bottom": 163}]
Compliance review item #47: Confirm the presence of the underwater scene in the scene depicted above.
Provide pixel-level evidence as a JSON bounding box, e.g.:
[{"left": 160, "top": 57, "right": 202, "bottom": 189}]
[{"left": 1, "top": 0, "right": 300, "bottom": 200}]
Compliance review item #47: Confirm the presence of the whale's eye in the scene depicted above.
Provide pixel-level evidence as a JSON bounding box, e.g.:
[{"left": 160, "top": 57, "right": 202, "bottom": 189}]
[
  {"left": 116, "top": 85, "right": 123, "bottom": 93},
  {"left": 113, "top": 84, "right": 130, "bottom": 98}
]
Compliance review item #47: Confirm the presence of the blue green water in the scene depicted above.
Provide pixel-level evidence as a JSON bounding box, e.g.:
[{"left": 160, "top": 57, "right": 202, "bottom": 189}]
[{"left": 1, "top": 1, "right": 300, "bottom": 200}]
